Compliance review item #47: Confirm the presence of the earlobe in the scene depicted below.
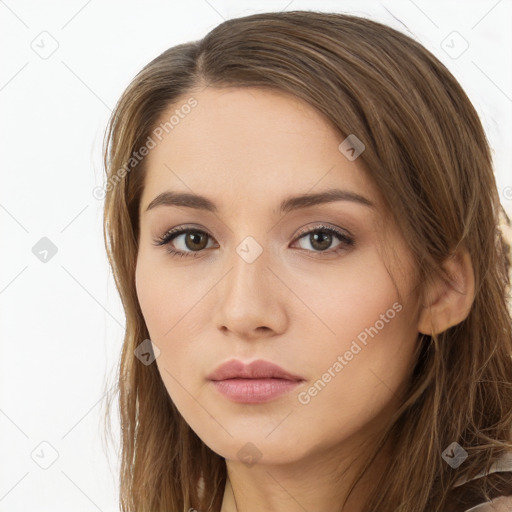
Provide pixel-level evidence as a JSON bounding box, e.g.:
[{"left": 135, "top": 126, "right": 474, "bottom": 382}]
[{"left": 417, "top": 249, "right": 475, "bottom": 335}]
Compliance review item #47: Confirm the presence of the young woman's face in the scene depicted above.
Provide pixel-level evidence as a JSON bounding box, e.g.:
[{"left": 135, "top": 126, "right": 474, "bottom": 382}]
[{"left": 135, "top": 86, "right": 422, "bottom": 467}]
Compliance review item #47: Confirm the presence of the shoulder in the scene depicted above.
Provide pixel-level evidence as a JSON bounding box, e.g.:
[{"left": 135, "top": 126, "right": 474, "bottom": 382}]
[
  {"left": 463, "top": 495, "right": 512, "bottom": 512},
  {"left": 452, "top": 450, "right": 512, "bottom": 511},
  {"left": 454, "top": 451, "right": 512, "bottom": 488}
]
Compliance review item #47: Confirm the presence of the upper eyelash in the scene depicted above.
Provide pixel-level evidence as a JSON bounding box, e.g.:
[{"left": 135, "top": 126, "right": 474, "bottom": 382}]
[{"left": 153, "top": 225, "right": 355, "bottom": 257}]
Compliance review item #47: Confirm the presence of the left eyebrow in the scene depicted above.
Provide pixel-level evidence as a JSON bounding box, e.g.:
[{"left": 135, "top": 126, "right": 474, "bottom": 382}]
[
  {"left": 278, "top": 188, "right": 375, "bottom": 214},
  {"left": 144, "top": 188, "right": 375, "bottom": 215}
]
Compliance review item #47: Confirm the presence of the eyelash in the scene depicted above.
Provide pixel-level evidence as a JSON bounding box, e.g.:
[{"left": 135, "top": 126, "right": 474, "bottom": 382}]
[{"left": 153, "top": 224, "right": 355, "bottom": 259}]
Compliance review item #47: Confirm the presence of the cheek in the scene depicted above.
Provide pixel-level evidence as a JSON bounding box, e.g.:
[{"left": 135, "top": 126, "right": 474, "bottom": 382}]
[
  {"left": 289, "top": 299, "right": 417, "bottom": 457},
  {"left": 134, "top": 254, "right": 209, "bottom": 390},
  {"left": 135, "top": 260, "right": 167, "bottom": 334},
  {"left": 291, "top": 252, "right": 418, "bottom": 416},
  {"left": 135, "top": 246, "right": 188, "bottom": 335},
  {"left": 292, "top": 252, "right": 404, "bottom": 351},
  {"left": 134, "top": 254, "right": 186, "bottom": 373}
]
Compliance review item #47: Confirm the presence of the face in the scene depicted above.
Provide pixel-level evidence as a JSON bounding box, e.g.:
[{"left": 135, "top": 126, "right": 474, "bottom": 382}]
[{"left": 135, "top": 86, "right": 422, "bottom": 467}]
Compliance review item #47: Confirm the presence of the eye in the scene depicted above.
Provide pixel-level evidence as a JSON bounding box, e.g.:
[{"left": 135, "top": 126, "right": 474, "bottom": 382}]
[
  {"left": 153, "top": 224, "right": 355, "bottom": 258},
  {"left": 153, "top": 226, "right": 215, "bottom": 258},
  {"left": 292, "top": 224, "right": 355, "bottom": 256}
]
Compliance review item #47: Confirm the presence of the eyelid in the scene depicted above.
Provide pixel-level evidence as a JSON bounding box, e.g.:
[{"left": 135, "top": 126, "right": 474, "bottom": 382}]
[
  {"left": 153, "top": 224, "right": 213, "bottom": 245},
  {"left": 294, "top": 223, "right": 353, "bottom": 240}
]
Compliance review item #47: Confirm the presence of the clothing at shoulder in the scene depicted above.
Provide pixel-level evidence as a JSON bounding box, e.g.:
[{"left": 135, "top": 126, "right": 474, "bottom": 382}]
[
  {"left": 459, "top": 450, "right": 512, "bottom": 512},
  {"left": 454, "top": 451, "right": 512, "bottom": 489},
  {"left": 463, "top": 495, "right": 512, "bottom": 512}
]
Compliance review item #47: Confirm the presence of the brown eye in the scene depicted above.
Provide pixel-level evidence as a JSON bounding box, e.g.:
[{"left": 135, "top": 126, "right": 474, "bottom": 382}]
[
  {"left": 305, "top": 230, "right": 334, "bottom": 251},
  {"left": 154, "top": 228, "right": 215, "bottom": 257},
  {"left": 181, "top": 231, "right": 209, "bottom": 251},
  {"left": 293, "top": 225, "right": 354, "bottom": 255}
]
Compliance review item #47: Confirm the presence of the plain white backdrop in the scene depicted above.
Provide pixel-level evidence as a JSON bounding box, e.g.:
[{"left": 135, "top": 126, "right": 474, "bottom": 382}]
[{"left": 0, "top": 1, "right": 511, "bottom": 510}]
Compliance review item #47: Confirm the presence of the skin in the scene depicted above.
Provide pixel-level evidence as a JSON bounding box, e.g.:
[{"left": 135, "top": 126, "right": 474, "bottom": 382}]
[{"left": 134, "top": 86, "right": 472, "bottom": 511}]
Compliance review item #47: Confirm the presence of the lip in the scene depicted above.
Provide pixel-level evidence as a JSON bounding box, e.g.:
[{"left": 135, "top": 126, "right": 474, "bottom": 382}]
[
  {"left": 207, "top": 359, "right": 305, "bottom": 404},
  {"left": 207, "top": 358, "right": 304, "bottom": 381}
]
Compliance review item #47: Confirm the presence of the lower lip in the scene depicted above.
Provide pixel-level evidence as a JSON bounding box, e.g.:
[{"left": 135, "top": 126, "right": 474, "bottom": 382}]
[{"left": 210, "top": 378, "right": 302, "bottom": 403}]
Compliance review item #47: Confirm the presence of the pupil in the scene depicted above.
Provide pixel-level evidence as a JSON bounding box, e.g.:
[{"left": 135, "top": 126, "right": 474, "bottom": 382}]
[
  {"left": 188, "top": 232, "right": 205, "bottom": 250},
  {"left": 312, "top": 231, "right": 331, "bottom": 250}
]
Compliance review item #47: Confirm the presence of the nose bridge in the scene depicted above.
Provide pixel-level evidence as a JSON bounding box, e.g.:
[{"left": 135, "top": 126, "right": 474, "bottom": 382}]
[
  {"left": 211, "top": 229, "right": 285, "bottom": 334},
  {"left": 227, "top": 232, "right": 271, "bottom": 296}
]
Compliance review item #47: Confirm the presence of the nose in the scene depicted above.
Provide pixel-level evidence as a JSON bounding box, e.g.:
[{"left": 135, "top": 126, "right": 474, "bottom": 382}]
[{"left": 211, "top": 237, "right": 289, "bottom": 340}]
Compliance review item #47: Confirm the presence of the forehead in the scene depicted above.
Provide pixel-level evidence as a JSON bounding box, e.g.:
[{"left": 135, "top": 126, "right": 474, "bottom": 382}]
[{"left": 140, "top": 86, "right": 380, "bottom": 213}]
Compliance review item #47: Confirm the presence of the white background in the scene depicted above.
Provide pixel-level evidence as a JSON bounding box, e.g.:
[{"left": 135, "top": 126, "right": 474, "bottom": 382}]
[{"left": 0, "top": 1, "right": 511, "bottom": 510}]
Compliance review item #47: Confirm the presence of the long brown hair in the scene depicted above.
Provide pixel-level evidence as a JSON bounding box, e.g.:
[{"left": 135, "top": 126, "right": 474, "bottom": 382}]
[{"left": 101, "top": 10, "right": 512, "bottom": 511}]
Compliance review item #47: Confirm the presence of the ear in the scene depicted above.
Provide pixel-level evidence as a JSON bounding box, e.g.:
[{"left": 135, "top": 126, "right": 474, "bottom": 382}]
[{"left": 417, "top": 249, "right": 475, "bottom": 335}]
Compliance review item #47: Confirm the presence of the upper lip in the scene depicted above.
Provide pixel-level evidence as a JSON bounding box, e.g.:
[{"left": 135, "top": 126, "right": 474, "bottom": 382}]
[{"left": 207, "top": 359, "right": 304, "bottom": 381}]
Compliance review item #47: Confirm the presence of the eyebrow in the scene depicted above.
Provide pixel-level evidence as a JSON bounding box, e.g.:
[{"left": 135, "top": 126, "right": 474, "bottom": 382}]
[{"left": 144, "top": 188, "right": 375, "bottom": 215}]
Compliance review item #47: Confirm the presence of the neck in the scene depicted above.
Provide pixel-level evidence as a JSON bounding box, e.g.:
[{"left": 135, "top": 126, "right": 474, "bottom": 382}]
[{"left": 220, "top": 435, "right": 391, "bottom": 512}]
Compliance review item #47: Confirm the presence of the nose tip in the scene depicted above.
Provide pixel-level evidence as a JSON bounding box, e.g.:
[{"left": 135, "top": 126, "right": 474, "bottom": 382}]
[{"left": 212, "top": 248, "right": 288, "bottom": 339}]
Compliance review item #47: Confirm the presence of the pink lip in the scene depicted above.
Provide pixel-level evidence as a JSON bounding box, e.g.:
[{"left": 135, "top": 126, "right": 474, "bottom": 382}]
[
  {"left": 207, "top": 358, "right": 304, "bottom": 381},
  {"left": 207, "top": 359, "right": 305, "bottom": 404},
  {"left": 211, "top": 379, "right": 302, "bottom": 403}
]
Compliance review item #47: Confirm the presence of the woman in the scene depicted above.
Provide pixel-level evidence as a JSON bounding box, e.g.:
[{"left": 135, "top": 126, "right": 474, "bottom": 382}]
[{"left": 101, "top": 10, "right": 512, "bottom": 512}]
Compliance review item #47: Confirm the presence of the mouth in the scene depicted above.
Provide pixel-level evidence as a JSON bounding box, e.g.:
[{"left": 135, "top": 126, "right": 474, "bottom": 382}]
[
  {"left": 207, "top": 359, "right": 305, "bottom": 404},
  {"left": 210, "top": 378, "right": 303, "bottom": 403}
]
